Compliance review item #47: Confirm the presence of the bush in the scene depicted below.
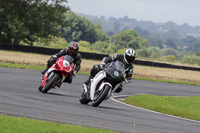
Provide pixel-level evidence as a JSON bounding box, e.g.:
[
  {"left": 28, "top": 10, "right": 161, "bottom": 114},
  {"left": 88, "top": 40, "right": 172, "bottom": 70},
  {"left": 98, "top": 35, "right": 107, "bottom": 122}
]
[
  {"left": 181, "top": 54, "right": 200, "bottom": 65},
  {"left": 91, "top": 41, "right": 109, "bottom": 53},
  {"left": 149, "top": 47, "right": 161, "bottom": 53},
  {"left": 136, "top": 47, "right": 150, "bottom": 57},
  {"left": 160, "top": 55, "right": 176, "bottom": 61},
  {"left": 105, "top": 48, "right": 114, "bottom": 55},
  {"left": 159, "top": 48, "right": 179, "bottom": 57},
  {"left": 78, "top": 41, "right": 92, "bottom": 52},
  {"left": 33, "top": 37, "right": 67, "bottom": 49},
  {"left": 117, "top": 48, "right": 127, "bottom": 55},
  {"left": 196, "top": 52, "right": 200, "bottom": 57},
  {"left": 78, "top": 40, "right": 91, "bottom": 48},
  {"left": 150, "top": 51, "right": 160, "bottom": 58}
]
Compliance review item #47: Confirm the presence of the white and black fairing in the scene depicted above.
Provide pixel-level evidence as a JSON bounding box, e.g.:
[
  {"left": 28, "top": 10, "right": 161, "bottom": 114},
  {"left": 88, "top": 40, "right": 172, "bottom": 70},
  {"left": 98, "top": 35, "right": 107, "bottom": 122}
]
[
  {"left": 104, "top": 61, "right": 125, "bottom": 85},
  {"left": 89, "top": 61, "right": 125, "bottom": 101}
]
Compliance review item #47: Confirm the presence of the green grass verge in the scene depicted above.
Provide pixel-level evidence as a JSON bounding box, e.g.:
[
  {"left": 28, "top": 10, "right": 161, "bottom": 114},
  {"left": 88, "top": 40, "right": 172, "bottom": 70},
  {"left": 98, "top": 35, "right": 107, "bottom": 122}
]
[
  {"left": 123, "top": 94, "right": 200, "bottom": 121},
  {"left": 0, "top": 62, "right": 90, "bottom": 75},
  {"left": 0, "top": 114, "right": 116, "bottom": 133},
  {"left": 0, "top": 62, "right": 44, "bottom": 70}
]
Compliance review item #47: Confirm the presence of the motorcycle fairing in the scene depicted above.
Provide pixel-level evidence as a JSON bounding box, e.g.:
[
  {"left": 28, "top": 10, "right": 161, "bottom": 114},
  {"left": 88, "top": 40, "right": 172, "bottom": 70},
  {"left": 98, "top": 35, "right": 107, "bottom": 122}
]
[
  {"left": 56, "top": 59, "right": 74, "bottom": 74},
  {"left": 90, "top": 71, "right": 107, "bottom": 100},
  {"left": 42, "top": 67, "right": 56, "bottom": 87},
  {"left": 41, "top": 55, "right": 74, "bottom": 87}
]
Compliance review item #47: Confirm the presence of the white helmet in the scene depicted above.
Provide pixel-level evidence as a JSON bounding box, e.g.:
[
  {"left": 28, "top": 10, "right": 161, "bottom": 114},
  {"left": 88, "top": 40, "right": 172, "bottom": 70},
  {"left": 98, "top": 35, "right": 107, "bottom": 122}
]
[{"left": 124, "top": 48, "right": 136, "bottom": 64}]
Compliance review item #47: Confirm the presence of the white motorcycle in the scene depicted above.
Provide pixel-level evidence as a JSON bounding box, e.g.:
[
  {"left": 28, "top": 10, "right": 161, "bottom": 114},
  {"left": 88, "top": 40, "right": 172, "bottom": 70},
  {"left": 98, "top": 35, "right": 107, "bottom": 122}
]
[{"left": 79, "top": 61, "right": 126, "bottom": 107}]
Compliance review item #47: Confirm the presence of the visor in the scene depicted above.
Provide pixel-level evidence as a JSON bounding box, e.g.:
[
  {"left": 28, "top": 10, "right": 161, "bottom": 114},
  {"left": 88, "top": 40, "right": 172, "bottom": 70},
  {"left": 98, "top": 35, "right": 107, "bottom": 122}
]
[
  {"left": 69, "top": 48, "right": 78, "bottom": 55},
  {"left": 125, "top": 54, "right": 135, "bottom": 63}
]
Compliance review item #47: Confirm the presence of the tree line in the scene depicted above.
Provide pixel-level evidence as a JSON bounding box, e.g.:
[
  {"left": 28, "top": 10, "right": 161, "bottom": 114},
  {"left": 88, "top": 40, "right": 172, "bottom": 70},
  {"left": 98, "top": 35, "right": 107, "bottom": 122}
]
[
  {"left": 0, "top": 0, "right": 69, "bottom": 45},
  {"left": 78, "top": 14, "right": 200, "bottom": 65},
  {"left": 0, "top": 0, "right": 148, "bottom": 54},
  {"left": 1, "top": 0, "right": 200, "bottom": 65}
]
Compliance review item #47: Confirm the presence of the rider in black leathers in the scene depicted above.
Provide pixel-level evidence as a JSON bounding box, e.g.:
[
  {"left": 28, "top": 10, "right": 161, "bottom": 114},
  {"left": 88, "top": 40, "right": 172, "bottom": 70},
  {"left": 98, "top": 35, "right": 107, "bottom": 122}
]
[
  {"left": 83, "top": 48, "right": 136, "bottom": 93},
  {"left": 41, "top": 42, "right": 82, "bottom": 84}
]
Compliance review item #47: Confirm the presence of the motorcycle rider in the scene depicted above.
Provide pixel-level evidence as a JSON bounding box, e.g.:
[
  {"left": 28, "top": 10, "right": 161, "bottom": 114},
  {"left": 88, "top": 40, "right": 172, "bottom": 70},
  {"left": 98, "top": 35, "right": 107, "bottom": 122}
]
[
  {"left": 83, "top": 48, "right": 136, "bottom": 93},
  {"left": 41, "top": 41, "right": 82, "bottom": 84}
]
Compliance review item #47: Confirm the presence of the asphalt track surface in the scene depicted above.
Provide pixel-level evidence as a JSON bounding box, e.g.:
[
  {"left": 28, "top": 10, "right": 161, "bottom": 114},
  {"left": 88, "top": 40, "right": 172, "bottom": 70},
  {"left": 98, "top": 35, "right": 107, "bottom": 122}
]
[{"left": 0, "top": 67, "right": 200, "bottom": 133}]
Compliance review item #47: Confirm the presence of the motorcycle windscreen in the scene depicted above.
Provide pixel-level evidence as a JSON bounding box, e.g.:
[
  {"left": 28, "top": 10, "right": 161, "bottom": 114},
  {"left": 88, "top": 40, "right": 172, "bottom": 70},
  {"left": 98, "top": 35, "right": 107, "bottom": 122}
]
[
  {"left": 63, "top": 55, "right": 74, "bottom": 73},
  {"left": 104, "top": 61, "right": 125, "bottom": 79},
  {"left": 57, "top": 60, "right": 74, "bottom": 72},
  {"left": 64, "top": 55, "right": 74, "bottom": 64}
]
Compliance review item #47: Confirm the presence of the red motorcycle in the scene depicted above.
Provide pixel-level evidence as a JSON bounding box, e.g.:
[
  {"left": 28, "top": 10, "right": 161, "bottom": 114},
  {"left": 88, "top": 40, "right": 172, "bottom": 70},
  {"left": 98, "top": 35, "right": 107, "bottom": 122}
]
[{"left": 38, "top": 55, "right": 74, "bottom": 93}]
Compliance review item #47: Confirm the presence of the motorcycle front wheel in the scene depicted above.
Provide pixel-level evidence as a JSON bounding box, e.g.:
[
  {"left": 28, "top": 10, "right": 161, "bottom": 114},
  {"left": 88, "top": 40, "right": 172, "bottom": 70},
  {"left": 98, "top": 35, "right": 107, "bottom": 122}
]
[
  {"left": 41, "top": 72, "right": 60, "bottom": 93},
  {"left": 38, "top": 85, "right": 43, "bottom": 92},
  {"left": 79, "top": 90, "right": 90, "bottom": 104},
  {"left": 91, "top": 84, "right": 111, "bottom": 107}
]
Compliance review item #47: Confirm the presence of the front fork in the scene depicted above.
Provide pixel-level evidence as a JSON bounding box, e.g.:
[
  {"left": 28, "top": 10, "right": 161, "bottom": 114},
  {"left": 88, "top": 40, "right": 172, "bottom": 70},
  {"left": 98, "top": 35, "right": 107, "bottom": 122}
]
[{"left": 42, "top": 72, "right": 64, "bottom": 88}]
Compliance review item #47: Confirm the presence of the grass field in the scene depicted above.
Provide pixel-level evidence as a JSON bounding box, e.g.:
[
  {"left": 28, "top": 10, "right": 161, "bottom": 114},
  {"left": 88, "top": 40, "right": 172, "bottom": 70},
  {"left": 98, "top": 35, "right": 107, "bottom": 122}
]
[
  {"left": 0, "top": 115, "right": 116, "bottom": 133},
  {"left": 123, "top": 94, "right": 200, "bottom": 121}
]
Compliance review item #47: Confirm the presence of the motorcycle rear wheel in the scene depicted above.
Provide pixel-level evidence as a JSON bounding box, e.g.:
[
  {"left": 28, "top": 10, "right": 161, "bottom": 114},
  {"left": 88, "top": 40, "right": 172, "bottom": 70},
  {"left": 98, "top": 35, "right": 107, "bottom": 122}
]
[
  {"left": 91, "top": 84, "right": 111, "bottom": 107},
  {"left": 41, "top": 73, "right": 60, "bottom": 93}
]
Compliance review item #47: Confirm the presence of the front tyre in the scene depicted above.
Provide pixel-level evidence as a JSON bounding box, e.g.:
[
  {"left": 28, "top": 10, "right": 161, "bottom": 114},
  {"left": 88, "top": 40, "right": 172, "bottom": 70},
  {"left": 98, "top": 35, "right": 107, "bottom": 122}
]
[
  {"left": 41, "top": 73, "right": 60, "bottom": 93},
  {"left": 91, "top": 85, "right": 111, "bottom": 107},
  {"left": 38, "top": 85, "right": 43, "bottom": 92},
  {"left": 79, "top": 90, "right": 89, "bottom": 104}
]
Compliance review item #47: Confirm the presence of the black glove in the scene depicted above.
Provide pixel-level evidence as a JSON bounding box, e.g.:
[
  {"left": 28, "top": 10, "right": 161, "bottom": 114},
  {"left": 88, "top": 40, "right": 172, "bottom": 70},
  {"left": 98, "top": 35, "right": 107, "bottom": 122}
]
[
  {"left": 72, "top": 71, "right": 77, "bottom": 76},
  {"left": 50, "top": 55, "right": 57, "bottom": 60},
  {"left": 124, "top": 79, "right": 131, "bottom": 84},
  {"left": 47, "top": 55, "right": 57, "bottom": 67},
  {"left": 100, "top": 63, "right": 106, "bottom": 69}
]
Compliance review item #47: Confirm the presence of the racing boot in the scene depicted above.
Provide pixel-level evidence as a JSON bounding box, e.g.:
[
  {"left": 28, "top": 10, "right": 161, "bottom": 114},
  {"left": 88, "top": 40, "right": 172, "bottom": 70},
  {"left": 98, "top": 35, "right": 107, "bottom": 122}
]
[
  {"left": 114, "top": 84, "right": 123, "bottom": 93},
  {"left": 41, "top": 67, "right": 49, "bottom": 75},
  {"left": 82, "top": 83, "right": 91, "bottom": 101},
  {"left": 84, "top": 76, "right": 91, "bottom": 86},
  {"left": 83, "top": 83, "right": 87, "bottom": 91}
]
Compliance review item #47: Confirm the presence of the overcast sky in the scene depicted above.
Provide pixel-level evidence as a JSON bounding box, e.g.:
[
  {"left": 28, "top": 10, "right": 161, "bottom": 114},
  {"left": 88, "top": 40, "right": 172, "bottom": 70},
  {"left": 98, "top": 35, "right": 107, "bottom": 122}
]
[{"left": 67, "top": 0, "right": 200, "bottom": 27}]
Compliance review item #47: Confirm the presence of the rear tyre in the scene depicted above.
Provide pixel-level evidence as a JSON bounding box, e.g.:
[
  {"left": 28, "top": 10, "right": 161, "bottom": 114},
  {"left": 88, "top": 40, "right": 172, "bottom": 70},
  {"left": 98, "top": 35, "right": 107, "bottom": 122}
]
[
  {"left": 41, "top": 73, "right": 60, "bottom": 93},
  {"left": 79, "top": 90, "right": 89, "bottom": 104},
  {"left": 91, "top": 85, "right": 111, "bottom": 107}
]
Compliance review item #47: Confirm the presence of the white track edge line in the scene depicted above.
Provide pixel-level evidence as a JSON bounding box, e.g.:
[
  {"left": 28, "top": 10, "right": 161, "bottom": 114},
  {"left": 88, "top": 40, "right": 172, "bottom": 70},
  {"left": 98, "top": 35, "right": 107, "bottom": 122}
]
[{"left": 111, "top": 96, "right": 200, "bottom": 124}]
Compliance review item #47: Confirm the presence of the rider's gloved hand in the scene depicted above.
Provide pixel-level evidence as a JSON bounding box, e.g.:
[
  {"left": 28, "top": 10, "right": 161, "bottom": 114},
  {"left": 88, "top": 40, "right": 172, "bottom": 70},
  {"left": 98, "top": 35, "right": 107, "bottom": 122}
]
[
  {"left": 49, "top": 55, "right": 57, "bottom": 62},
  {"left": 100, "top": 63, "right": 106, "bottom": 69},
  {"left": 72, "top": 71, "right": 77, "bottom": 76},
  {"left": 124, "top": 79, "right": 131, "bottom": 84},
  {"left": 51, "top": 55, "right": 57, "bottom": 60},
  {"left": 48, "top": 55, "right": 57, "bottom": 65}
]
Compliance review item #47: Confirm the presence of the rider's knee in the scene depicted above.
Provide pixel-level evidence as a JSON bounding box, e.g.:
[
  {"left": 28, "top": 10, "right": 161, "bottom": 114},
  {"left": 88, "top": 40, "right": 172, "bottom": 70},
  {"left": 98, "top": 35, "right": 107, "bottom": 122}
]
[{"left": 90, "top": 65, "right": 99, "bottom": 78}]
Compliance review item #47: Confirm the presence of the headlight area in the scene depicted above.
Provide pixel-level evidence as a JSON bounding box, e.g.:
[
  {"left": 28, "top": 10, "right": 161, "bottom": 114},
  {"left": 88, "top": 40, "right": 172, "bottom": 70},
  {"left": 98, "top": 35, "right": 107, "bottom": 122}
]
[{"left": 63, "top": 60, "right": 70, "bottom": 67}]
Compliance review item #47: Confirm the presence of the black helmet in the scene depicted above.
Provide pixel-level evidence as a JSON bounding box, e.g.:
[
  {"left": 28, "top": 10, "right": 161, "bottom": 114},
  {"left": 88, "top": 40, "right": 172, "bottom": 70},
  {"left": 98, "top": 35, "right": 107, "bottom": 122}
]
[
  {"left": 69, "top": 42, "right": 79, "bottom": 56},
  {"left": 124, "top": 48, "right": 136, "bottom": 64}
]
